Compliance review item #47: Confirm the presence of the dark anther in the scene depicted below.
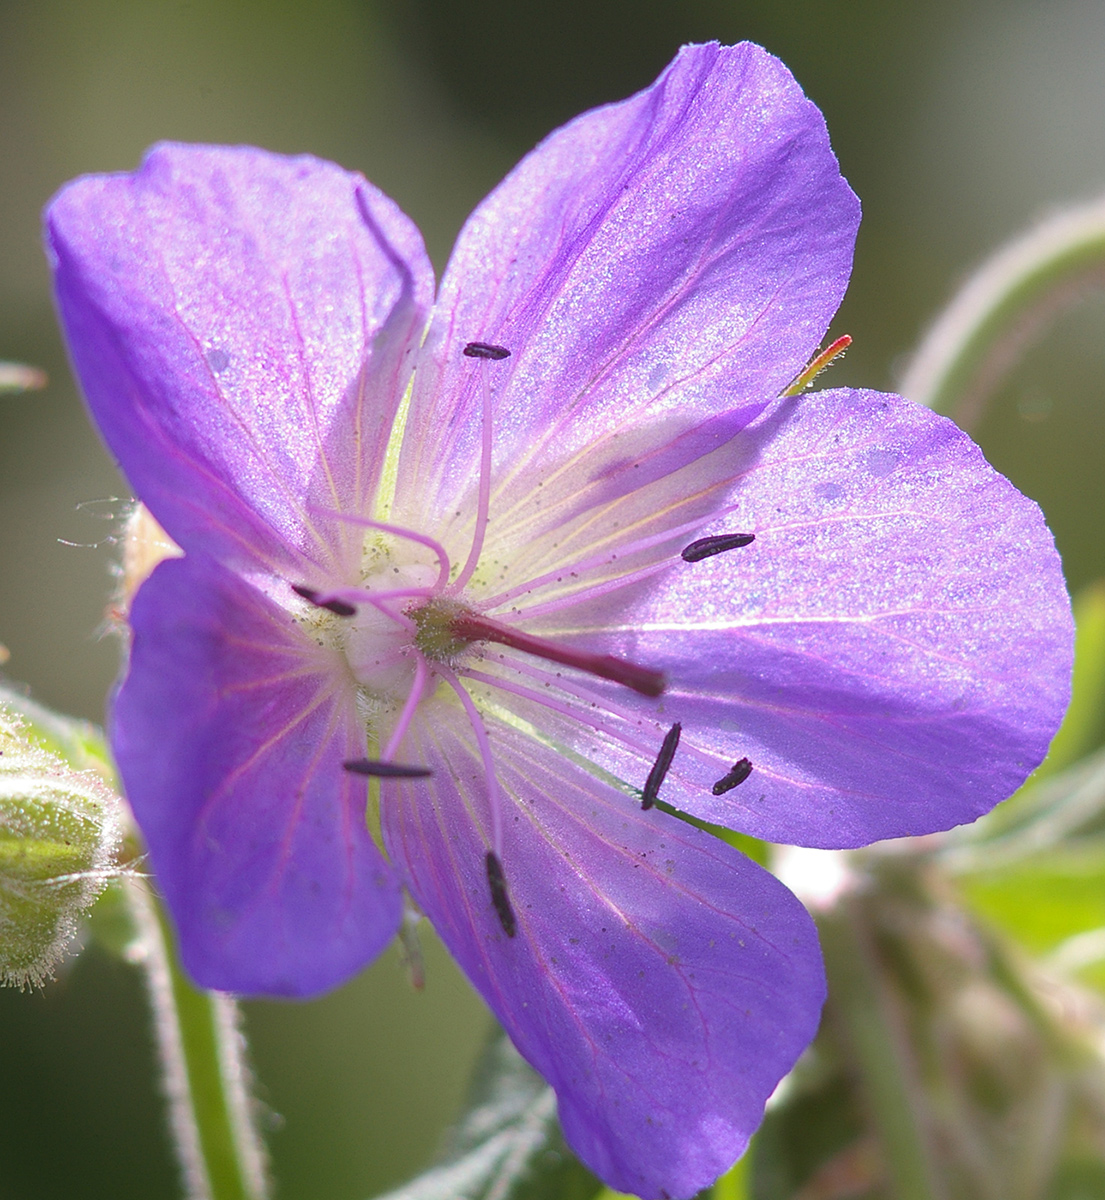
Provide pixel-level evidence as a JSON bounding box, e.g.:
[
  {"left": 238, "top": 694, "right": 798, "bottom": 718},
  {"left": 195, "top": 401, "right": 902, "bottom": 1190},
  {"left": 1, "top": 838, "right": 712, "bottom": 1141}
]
[
  {"left": 463, "top": 341, "right": 511, "bottom": 360},
  {"left": 292, "top": 584, "right": 356, "bottom": 617},
  {"left": 681, "top": 533, "right": 756, "bottom": 563},
  {"left": 642, "top": 722, "right": 682, "bottom": 810},
  {"left": 485, "top": 850, "right": 516, "bottom": 937},
  {"left": 712, "top": 758, "right": 753, "bottom": 795},
  {"left": 343, "top": 759, "right": 433, "bottom": 779}
]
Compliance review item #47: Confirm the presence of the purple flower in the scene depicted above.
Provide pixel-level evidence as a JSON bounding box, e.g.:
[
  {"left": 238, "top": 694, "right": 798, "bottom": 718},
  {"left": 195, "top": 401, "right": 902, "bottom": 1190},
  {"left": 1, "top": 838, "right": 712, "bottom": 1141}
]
[{"left": 46, "top": 42, "right": 1071, "bottom": 1200}]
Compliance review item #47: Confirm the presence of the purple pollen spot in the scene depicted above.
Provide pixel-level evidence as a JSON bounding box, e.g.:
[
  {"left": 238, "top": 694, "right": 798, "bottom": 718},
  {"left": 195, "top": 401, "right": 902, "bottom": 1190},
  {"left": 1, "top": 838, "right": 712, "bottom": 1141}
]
[
  {"left": 681, "top": 533, "right": 756, "bottom": 562},
  {"left": 712, "top": 758, "right": 753, "bottom": 795},
  {"left": 485, "top": 850, "right": 516, "bottom": 937},
  {"left": 642, "top": 723, "right": 682, "bottom": 810},
  {"left": 292, "top": 583, "right": 356, "bottom": 618},
  {"left": 463, "top": 341, "right": 511, "bottom": 360},
  {"left": 342, "top": 759, "right": 433, "bottom": 779}
]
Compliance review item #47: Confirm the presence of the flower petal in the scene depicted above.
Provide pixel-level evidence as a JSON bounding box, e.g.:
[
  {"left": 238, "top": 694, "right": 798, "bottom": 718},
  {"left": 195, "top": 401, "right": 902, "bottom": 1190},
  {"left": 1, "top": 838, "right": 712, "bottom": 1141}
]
[
  {"left": 382, "top": 698, "right": 824, "bottom": 1199},
  {"left": 115, "top": 554, "right": 402, "bottom": 996},
  {"left": 392, "top": 42, "right": 859, "bottom": 565},
  {"left": 502, "top": 388, "right": 1073, "bottom": 847},
  {"left": 47, "top": 143, "right": 433, "bottom": 579}
]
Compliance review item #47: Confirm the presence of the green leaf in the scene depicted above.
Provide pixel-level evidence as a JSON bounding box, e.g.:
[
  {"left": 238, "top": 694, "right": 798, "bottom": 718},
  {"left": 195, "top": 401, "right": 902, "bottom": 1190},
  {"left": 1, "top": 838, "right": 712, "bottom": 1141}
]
[
  {"left": 958, "top": 839, "right": 1105, "bottom": 996},
  {"left": 1038, "top": 580, "right": 1105, "bottom": 781},
  {"left": 371, "top": 1024, "right": 601, "bottom": 1200}
]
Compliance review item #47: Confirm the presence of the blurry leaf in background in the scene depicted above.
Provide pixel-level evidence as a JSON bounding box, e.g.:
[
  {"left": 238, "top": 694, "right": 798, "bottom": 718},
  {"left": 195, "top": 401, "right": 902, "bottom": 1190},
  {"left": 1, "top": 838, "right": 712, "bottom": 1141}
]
[
  {"left": 381, "top": 0, "right": 702, "bottom": 144},
  {"left": 372, "top": 1024, "right": 600, "bottom": 1200},
  {"left": 759, "top": 861, "right": 1105, "bottom": 1200},
  {"left": 0, "top": 689, "right": 121, "bottom": 986},
  {"left": 1045, "top": 581, "right": 1105, "bottom": 779},
  {"left": 962, "top": 846, "right": 1105, "bottom": 993}
]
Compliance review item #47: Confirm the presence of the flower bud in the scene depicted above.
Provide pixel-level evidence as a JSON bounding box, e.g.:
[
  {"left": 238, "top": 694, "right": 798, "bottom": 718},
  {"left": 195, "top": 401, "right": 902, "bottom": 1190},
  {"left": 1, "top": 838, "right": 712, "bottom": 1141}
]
[{"left": 0, "top": 707, "right": 122, "bottom": 987}]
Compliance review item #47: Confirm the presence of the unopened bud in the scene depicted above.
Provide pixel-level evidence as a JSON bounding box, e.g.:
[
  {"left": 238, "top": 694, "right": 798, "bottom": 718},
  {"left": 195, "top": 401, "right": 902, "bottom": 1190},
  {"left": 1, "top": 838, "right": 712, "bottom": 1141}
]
[{"left": 0, "top": 708, "right": 122, "bottom": 987}]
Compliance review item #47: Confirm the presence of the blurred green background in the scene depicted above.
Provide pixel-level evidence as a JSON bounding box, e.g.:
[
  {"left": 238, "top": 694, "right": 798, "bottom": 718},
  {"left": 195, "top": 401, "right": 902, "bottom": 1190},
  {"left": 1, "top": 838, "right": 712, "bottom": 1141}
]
[{"left": 1, "top": 1, "right": 1104, "bottom": 1197}]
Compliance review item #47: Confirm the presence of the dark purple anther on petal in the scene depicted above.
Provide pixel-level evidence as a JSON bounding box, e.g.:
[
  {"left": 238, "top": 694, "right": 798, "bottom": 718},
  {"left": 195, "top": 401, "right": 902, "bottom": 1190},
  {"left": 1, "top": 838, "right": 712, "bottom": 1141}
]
[
  {"left": 343, "top": 759, "right": 433, "bottom": 779},
  {"left": 463, "top": 341, "right": 511, "bottom": 360},
  {"left": 712, "top": 758, "right": 753, "bottom": 795},
  {"left": 681, "top": 534, "right": 756, "bottom": 563},
  {"left": 292, "top": 583, "right": 356, "bottom": 617},
  {"left": 642, "top": 723, "right": 682, "bottom": 810},
  {"left": 485, "top": 850, "right": 516, "bottom": 937}
]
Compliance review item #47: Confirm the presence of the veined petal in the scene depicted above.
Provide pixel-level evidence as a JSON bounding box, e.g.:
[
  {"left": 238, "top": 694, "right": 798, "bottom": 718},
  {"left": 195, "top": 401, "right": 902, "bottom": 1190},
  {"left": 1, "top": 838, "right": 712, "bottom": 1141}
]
[
  {"left": 47, "top": 143, "right": 433, "bottom": 579},
  {"left": 391, "top": 42, "right": 859, "bottom": 566},
  {"left": 474, "top": 389, "right": 1073, "bottom": 848},
  {"left": 115, "top": 554, "right": 402, "bottom": 996},
  {"left": 471, "top": 393, "right": 795, "bottom": 617},
  {"left": 382, "top": 697, "right": 824, "bottom": 1199}
]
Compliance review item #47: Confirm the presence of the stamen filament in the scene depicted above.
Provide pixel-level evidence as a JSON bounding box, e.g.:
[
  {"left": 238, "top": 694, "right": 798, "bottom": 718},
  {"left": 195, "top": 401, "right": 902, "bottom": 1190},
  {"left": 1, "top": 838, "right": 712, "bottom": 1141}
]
[
  {"left": 451, "top": 612, "right": 665, "bottom": 698},
  {"left": 441, "top": 667, "right": 505, "bottom": 856},
  {"left": 450, "top": 358, "right": 495, "bottom": 593},
  {"left": 308, "top": 506, "right": 451, "bottom": 590},
  {"left": 466, "top": 656, "right": 720, "bottom": 772},
  {"left": 384, "top": 656, "right": 430, "bottom": 762},
  {"left": 491, "top": 559, "right": 671, "bottom": 623},
  {"left": 337, "top": 586, "right": 439, "bottom": 632}
]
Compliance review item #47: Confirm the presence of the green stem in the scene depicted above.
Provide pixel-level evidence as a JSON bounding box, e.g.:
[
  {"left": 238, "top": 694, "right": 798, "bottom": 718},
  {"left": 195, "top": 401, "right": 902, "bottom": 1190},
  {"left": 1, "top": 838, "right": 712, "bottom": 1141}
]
[
  {"left": 126, "top": 878, "right": 269, "bottom": 1200},
  {"left": 819, "top": 900, "right": 943, "bottom": 1200},
  {"left": 898, "top": 193, "right": 1105, "bottom": 427}
]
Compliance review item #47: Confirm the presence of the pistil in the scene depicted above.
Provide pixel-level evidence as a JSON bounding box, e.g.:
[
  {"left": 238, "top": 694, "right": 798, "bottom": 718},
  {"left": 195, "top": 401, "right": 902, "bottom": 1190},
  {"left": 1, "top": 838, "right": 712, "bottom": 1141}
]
[{"left": 449, "top": 611, "right": 665, "bottom": 698}]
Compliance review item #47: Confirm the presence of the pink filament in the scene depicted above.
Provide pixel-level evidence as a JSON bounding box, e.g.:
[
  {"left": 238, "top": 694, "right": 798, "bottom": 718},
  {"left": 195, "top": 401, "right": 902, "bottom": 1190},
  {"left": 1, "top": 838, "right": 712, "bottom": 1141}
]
[
  {"left": 449, "top": 359, "right": 495, "bottom": 593},
  {"left": 384, "top": 655, "right": 430, "bottom": 761},
  {"left": 308, "top": 505, "right": 451, "bottom": 591},
  {"left": 440, "top": 667, "right": 504, "bottom": 856}
]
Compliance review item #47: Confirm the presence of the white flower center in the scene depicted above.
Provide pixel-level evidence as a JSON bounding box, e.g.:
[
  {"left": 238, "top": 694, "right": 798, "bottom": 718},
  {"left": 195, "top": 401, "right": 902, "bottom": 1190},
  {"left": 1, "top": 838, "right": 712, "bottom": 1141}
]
[{"left": 343, "top": 561, "right": 438, "bottom": 697}]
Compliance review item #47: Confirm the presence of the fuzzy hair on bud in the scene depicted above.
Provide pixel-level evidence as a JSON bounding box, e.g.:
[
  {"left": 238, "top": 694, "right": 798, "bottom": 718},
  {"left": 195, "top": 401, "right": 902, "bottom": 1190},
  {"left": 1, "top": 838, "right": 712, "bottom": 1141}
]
[{"left": 0, "top": 707, "right": 122, "bottom": 987}]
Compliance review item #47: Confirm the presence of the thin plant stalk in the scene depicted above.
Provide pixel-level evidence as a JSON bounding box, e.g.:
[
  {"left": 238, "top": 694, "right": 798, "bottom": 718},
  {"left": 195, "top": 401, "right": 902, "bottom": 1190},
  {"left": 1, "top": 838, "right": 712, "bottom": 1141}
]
[
  {"left": 899, "top": 194, "right": 1105, "bottom": 427},
  {"left": 126, "top": 877, "right": 270, "bottom": 1200}
]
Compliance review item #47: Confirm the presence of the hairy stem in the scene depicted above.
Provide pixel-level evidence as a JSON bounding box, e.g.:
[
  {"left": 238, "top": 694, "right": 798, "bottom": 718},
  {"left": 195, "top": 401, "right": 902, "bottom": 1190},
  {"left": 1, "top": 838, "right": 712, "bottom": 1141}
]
[
  {"left": 126, "top": 878, "right": 269, "bottom": 1200},
  {"left": 899, "top": 193, "right": 1105, "bottom": 427}
]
